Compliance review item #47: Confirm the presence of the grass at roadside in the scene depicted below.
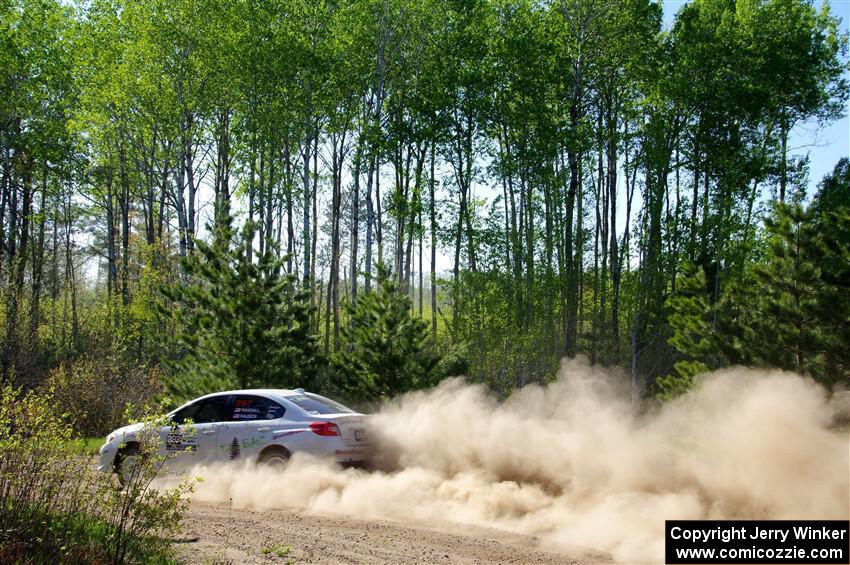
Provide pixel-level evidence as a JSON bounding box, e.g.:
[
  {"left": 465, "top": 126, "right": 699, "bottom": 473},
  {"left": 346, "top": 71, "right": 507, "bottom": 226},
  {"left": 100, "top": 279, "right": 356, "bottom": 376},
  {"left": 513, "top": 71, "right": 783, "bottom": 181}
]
[
  {"left": 68, "top": 436, "right": 104, "bottom": 456},
  {"left": 1, "top": 500, "right": 179, "bottom": 564}
]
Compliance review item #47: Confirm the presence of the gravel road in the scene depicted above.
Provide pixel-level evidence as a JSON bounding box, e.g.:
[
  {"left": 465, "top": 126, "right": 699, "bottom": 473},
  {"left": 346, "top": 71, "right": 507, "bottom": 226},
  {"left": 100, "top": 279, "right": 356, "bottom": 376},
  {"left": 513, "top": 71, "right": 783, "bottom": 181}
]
[{"left": 174, "top": 502, "right": 613, "bottom": 565}]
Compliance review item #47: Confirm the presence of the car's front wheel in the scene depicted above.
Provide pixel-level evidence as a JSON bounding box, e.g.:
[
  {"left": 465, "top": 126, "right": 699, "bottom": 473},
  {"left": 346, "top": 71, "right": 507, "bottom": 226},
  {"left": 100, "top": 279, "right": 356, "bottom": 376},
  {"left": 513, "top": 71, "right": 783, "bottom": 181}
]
[
  {"left": 257, "top": 446, "right": 290, "bottom": 469},
  {"left": 115, "top": 444, "right": 141, "bottom": 485}
]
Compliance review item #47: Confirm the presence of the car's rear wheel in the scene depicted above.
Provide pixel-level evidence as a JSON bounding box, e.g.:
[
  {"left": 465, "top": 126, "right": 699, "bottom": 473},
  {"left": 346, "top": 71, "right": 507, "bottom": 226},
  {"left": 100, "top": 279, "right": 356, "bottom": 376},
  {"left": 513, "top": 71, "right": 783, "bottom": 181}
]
[
  {"left": 115, "top": 444, "right": 141, "bottom": 485},
  {"left": 257, "top": 446, "right": 290, "bottom": 469}
]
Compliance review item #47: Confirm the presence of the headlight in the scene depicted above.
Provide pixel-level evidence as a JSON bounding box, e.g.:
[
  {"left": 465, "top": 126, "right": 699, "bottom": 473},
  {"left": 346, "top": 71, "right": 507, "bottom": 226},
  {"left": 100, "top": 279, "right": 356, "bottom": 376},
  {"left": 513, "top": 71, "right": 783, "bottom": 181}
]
[{"left": 106, "top": 433, "right": 116, "bottom": 443}]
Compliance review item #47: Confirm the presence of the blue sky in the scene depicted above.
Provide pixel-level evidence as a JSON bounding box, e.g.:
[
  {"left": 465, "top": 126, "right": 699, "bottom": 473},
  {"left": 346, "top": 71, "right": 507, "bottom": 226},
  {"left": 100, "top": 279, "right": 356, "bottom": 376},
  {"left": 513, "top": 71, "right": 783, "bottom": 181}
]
[{"left": 661, "top": 0, "right": 850, "bottom": 192}]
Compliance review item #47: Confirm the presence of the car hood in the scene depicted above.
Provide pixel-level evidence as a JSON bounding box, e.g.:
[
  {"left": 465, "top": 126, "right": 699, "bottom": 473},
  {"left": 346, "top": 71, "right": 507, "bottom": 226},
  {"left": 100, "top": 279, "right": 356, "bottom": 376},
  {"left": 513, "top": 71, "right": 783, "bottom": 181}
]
[{"left": 108, "top": 421, "right": 147, "bottom": 442}]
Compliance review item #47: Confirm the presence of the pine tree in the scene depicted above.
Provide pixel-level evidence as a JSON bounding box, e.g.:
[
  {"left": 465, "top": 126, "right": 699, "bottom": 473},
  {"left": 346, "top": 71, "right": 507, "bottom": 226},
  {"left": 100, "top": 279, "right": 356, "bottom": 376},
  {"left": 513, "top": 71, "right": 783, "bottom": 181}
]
[
  {"left": 161, "top": 202, "right": 321, "bottom": 399},
  {"left": 229, "top": 437, "right": 240, "bottom": 460},
  {"left": 716, "top": 204, "right": 819, "bottom": 376},
  {"left": 657, "top": 261, "right": 714, "bottom": 400},
  {"left": 803, "top": 161, "right": 850, "bottom": 387},
  {"left": 720, "top": 186, "right": 850, "bottom": 390},
  {"left": 757, "top": 203, "right": 821, "bottom": 374},
  {"left": 332, "top": 264, "right": 442, "bottom": 400}
]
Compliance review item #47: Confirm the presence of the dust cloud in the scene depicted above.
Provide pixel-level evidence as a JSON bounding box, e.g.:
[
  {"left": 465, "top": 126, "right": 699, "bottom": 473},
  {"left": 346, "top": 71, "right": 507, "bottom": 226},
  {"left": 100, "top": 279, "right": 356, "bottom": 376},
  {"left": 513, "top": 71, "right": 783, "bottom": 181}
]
[{"left": 187, "top": 358, "right": 849, "bottom": 562}]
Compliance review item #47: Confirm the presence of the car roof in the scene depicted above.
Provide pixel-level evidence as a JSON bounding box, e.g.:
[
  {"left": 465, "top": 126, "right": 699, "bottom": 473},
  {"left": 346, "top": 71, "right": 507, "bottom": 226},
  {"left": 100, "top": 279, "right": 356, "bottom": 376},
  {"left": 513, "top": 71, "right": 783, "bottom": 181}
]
[
  {"left": 169, "top": 388, "right": 360, "bottom": 417},
  {"left": 198, "top": 388, "right": 308, "bottom": 399}
]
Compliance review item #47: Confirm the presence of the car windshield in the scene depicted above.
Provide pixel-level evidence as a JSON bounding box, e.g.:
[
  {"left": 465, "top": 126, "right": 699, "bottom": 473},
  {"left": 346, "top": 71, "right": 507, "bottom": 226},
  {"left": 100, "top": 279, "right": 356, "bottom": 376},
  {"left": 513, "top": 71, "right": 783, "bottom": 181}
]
[{"left": 286, "top": 393, "right": 353, "bottom": 415}]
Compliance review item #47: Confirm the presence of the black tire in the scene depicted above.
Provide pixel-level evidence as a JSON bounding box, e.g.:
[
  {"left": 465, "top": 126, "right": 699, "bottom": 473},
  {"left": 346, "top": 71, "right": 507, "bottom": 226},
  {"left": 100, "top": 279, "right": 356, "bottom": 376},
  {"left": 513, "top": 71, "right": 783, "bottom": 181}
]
[
  {"left": 257, "top": 446, "right": 290, "bottom": 469},
  {"left": 114, "top": 444, "right": 141, "bottom": 485}
]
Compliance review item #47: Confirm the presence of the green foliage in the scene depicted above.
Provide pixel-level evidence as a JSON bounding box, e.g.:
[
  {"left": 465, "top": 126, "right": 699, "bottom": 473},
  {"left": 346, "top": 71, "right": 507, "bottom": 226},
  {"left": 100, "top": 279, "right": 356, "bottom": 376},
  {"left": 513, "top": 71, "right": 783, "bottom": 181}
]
[
  {"left": 657, "top": 261, "right": 713, "bottom": 400},
  {"left": 122, "top": 244, "right": 177, "bottom": 362},
  {"left": 756, "top": 203, "right": 823, "bottom": 371},
  {"left": 812, "top": 157, "right": 850, "bottom": 214},
  {"left": 332, "top": 265, "right": 443, "bottom": 400},
  {"left": 0, "top": 385, "right": 193, "bottom": 564},
  {"left": 718, "top": 172, "right": 850, "bottom": 390},
  {"left": 655, "top": 361, "right": 704, "bottom": 402},
  {"left": 1, "top": 0, "right": 849, "bottom": 410},
  {"left": 260, "top": 543, "right": 293, "bottom": 559},
  {"left": 44, "top": 353, "right": 162, "bottom": 437},
  {"left": 161, "top": 203, "right": 321, "bottom": 400}
]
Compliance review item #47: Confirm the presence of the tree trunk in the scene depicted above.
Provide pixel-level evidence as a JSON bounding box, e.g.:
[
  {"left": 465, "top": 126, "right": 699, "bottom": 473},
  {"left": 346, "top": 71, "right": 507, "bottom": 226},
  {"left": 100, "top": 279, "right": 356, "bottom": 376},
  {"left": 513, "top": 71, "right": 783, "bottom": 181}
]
[
  {"left": 310, "top": 130, "right": 319, "bottom": 326},
  {"left": 285, "top": 144, "right": 294, "bottom": 273},
  {"left": 118, "top": 137, "right": 131, "bottom": 306},
  {"left": 302, "top": 92, "right": 313, "bottom": 286},
  {"left": 3, "top": 152, "right": 32, "bottom": 382},
  {"left": 365, "top": 155, "right": 375, "bottom": 293},
  {"left": 608, "top": 109, "right": 620, "bottom": 347},
  {"left": 30, "top": 164, "right": 47, "bottom": 343},
  {"left": 429, "top": 145, "right": 437, "bottom": 338},
  {"left": 350, "top": 138, "right": 362, "bottom": 306}
]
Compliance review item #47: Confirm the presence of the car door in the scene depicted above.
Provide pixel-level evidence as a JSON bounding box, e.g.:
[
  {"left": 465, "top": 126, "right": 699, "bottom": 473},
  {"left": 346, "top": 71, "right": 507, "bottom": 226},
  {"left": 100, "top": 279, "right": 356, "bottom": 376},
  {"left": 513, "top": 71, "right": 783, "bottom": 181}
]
[
  {"left": 221, "top": 394, "right": 286, "bottom": 462},
  {"left": 162, "top": 395, "right": 232, "bottom": 468}
]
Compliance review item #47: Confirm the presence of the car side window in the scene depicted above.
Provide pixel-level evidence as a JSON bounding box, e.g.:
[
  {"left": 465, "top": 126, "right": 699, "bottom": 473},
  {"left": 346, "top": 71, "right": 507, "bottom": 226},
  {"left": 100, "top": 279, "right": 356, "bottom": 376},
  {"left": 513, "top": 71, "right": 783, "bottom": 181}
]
[
  {"left": 172, "top": 396, "right": 231, "bottom": 424},
  {"left": 229, "top": 395, "right": 285, "bottom": 421}
]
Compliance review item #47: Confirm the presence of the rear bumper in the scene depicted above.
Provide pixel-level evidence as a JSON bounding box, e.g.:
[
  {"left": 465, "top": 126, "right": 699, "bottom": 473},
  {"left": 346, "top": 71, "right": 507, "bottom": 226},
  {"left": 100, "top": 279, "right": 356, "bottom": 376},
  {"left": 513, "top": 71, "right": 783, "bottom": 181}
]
[{"left": 333, "top": 446, "right": 373, "bottom": 464}]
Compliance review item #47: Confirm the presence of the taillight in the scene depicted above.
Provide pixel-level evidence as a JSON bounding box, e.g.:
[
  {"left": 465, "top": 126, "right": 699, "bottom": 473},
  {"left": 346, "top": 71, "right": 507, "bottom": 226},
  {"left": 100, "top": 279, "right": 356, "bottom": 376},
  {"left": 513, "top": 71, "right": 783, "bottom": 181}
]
[{"left": 310, "top": 421, "right": 340, "bottom": 436}]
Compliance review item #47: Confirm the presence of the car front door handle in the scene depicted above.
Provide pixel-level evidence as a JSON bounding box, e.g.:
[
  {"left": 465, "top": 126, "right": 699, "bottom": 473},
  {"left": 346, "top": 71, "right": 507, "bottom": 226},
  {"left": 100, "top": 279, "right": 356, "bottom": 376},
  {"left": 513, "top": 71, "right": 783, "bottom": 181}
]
[
  {"left": 202, "top": 429, "right": 216, "bottom": 435},
  {"left": 257, "top": 426, "right": 271, "bottom": 432}
]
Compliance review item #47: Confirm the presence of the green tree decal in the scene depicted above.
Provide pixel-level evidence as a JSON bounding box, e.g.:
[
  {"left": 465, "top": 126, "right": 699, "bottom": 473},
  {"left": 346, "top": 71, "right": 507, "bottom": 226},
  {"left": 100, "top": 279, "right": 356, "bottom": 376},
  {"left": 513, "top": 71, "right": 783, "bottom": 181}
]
[{"left": 229, "top": 437, "right": 240, "bottom": 460}]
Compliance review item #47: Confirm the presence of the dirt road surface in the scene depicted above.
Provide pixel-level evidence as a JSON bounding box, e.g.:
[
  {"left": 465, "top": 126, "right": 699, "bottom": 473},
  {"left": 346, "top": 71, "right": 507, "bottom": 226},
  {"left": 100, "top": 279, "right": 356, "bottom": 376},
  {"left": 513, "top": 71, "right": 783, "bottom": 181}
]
[{"left": 175, "top": 502, "right": 613, "bottom": 565}]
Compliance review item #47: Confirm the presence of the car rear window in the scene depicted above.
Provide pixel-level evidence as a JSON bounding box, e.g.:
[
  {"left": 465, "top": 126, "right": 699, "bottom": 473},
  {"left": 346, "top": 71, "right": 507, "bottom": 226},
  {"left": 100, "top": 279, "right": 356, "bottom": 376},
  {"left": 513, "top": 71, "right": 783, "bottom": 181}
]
[
  {"left": 229, "top": 395, "right": 285, "bottom": 421},
  {"left": 286, "top": 393, "right": 352, "bottom": 415}
]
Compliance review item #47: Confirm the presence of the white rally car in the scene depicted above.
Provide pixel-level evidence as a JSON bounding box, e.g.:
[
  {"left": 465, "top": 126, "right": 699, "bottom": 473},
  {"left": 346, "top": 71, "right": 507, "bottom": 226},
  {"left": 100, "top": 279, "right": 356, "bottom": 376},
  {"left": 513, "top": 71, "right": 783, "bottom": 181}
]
[{"left": 97, "top": 389, "right": 372, "bottom": 481}]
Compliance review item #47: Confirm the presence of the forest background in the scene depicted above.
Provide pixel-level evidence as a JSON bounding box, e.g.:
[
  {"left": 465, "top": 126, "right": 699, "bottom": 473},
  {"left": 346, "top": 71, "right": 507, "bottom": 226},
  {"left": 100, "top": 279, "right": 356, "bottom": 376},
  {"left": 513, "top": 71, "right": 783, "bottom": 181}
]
[{"left": 2, "top": 0, "right": 849, "bottom": 435}]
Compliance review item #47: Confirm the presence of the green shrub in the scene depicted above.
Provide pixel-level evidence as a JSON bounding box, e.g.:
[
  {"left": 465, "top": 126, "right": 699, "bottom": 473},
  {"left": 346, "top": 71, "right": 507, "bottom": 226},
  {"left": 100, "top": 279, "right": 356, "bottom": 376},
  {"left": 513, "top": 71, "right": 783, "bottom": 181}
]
[
  {"left": 0, "top": 385, "right": 193, "bottom": 564},
  {"left": 44, "top": 354, "right": 162, "bottom": 437}
]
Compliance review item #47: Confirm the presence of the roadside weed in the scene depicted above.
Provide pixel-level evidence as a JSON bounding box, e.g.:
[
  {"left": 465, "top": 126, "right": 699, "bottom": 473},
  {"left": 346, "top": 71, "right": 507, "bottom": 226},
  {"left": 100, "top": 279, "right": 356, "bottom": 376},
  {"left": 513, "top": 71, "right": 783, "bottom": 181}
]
[{"left": 261, "top": 542, "right": 295, "bottom": 563}]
